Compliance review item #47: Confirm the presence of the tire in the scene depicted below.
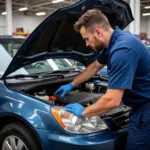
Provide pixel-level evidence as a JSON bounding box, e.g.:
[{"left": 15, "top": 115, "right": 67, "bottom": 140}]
[{"left": 0, "top": 122, "right": 42, "bottom": 150}]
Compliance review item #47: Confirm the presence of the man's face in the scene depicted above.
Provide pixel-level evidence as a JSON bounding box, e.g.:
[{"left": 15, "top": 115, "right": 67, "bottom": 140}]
[{"left": 80, "top": 26, "right": 105, "bottom": 52}]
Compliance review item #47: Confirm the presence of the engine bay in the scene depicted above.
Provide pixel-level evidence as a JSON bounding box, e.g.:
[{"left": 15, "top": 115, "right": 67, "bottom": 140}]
[
  {"left": 27, "top": 78, "right": 107, "bottom": 106},
  {"left": 6, "top": 71, "right": 130, "bottom": 129},
  {"left": 7, "top": 71, "right": 108, "bottom": 106}
]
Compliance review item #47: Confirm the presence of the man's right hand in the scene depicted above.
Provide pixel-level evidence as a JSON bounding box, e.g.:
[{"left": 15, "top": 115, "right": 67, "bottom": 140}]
[{"left": 54, "top": 83, "right": 74, "bottom": 97}]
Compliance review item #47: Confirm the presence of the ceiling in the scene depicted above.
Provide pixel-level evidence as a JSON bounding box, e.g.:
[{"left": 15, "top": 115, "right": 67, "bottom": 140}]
[
  {"left": 140, "top": 0, "right": 150, "bottom": 13},
  {"left": 0, "top": 0, "right": 150, "bottom": 16},
  {"left": 0, "top": 0, "right": 77, "bottom": 15}
]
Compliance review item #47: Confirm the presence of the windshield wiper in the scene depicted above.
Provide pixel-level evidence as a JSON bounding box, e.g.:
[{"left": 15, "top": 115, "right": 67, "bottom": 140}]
[
  {"left": 40, "top": 70, "right": 80, "bottom": 77},
  {"left": 6, "top": 72, "right": 66, "bottom": 79},
  {"left": 6, "top": 74, "right": 40, "bottom": 79},
  {"left": 6, "top": 70, "right": 80, "bottom": 79},
  {"left": 39, "top": 70, "right": 69, "bottom": 76}
]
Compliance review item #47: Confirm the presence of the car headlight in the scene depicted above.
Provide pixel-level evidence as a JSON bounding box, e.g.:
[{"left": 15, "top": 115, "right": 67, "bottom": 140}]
[{"left": 51, "top": 106, "right": 108, "bottom": 134}]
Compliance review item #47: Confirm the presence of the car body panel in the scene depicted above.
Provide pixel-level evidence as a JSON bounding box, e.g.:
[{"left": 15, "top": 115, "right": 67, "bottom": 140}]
[
  {"left": 0, "top": 81, "right": 65, "bottom": 132},
  {"left": 36, "top": 128, "right": 127, "bottom": 150}
]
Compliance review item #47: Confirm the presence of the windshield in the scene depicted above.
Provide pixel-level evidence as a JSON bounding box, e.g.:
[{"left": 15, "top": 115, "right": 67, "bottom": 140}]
[
  {"left": 9, "top": 58, "right": 76, "bottom": 76},
  {"left": 10, "top": 58, "right": 76, "bottom": 76}
]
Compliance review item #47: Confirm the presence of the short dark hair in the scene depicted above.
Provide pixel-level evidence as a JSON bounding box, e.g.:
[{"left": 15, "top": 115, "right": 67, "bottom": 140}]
[{"left": 74, "top": 9, "right": 111, "bottom": 32}]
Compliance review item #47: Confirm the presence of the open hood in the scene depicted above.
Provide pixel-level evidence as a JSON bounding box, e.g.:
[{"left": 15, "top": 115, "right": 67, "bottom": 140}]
[{"left": 2, "top": 0, "right": 134, "bottom": 79}]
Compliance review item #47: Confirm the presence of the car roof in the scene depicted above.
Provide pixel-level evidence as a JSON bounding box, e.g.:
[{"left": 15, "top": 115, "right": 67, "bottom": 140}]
[{"left": 0, "top": 35, "right": 26, "bottom": 39}]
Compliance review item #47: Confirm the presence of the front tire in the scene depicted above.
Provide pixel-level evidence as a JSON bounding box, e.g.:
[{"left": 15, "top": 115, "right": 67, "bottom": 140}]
[{"left": 0, "top": 122, "right": 41, "bottom": 150}]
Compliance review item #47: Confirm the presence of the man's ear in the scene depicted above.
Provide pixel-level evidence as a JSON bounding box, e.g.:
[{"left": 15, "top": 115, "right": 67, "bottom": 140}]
[{"left": 95, "top": 28, "right": 103, "bottom": 38}]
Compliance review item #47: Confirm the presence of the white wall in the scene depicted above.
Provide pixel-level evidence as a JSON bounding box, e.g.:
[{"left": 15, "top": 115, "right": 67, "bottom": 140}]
[
  {"left": 148, "top": 17, "right": 150, "bottom": 39},
  {"left": 140, "top": 15, "right": 150, "bottom": 33},
  {"left": 0, "top": 12, "right": 47, "bottom": 34},
  {"left": 12, "top": 12, "right": 47, "bottom": 33},
  {"left": 0, "top": 15, "right": 6, "bottom": 34},
  {"left": 140, "top": 15, "right": 150, "bottom": 39}
]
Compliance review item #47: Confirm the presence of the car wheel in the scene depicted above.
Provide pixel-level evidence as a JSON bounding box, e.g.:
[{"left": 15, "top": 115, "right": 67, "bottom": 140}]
[{"left": 0, "top": 122, "right": 41, "bottom": 150}]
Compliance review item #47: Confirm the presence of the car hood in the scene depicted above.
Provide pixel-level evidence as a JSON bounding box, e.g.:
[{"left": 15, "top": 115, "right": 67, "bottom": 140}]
[{"left": 2, "top": 0, "right": 133, "bottom": 79}]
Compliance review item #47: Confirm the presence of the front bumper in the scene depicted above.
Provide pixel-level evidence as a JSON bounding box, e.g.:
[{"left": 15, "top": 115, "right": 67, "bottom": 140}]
[{"left": 36, "top": 128, "right": 128, "bottom": 150}]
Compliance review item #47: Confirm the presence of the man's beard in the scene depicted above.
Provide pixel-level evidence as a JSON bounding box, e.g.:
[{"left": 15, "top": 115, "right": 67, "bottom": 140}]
[
  {"left": 93, "top": 37, "right": 105, "bottom": 52},
  {"left": 95, "top": 43, "right": 105, "bottom": 52}
]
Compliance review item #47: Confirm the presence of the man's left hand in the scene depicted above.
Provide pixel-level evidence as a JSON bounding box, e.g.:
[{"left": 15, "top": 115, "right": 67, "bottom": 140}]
[{"left": 66, "top": 103, "right": 85, "bottom": 118}]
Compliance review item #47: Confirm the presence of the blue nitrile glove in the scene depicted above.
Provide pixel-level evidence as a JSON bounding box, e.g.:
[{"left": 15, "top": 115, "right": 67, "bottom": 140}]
[
  {"left": 66, "top": 103, "right": 85, "bottom": 118},
  {"left": 54, "top": 83, "right": 74, "bottom": 97}
]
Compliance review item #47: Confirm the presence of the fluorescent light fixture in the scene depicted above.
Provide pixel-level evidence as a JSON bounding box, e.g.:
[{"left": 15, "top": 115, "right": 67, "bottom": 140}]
[
  {"left": 145, "top": 6, "right": 150, "bottom": 9},
  {"left": 19, "top": 7, "right": 28, "bottom": 11},
  {"left": 142, "top": 13, "right": 150, "bottom": 16},
  {"left": 2, "top": 12, "right": 7, "bottom": 15},
  {"left": 36, "top": 12, "right": 46, "bottom": 16},
  {"left": 52, "top": 0, "right": 64, "bottom": 3}
]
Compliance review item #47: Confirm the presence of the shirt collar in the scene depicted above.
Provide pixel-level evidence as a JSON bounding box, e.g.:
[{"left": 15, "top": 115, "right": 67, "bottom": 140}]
[{"left": 107, "top": 26, "right": 120, "bottom": 53}]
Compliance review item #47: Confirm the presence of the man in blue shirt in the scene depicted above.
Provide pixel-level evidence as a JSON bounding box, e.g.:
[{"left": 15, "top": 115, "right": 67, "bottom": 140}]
[{"left": 55, "top": 9, "right": 150, "bottom": 149}]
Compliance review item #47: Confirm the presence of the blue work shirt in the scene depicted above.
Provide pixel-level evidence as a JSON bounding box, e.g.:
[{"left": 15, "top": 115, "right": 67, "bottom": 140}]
[{"left": 97, "top": 26, "right": 150, "bottom": 107}]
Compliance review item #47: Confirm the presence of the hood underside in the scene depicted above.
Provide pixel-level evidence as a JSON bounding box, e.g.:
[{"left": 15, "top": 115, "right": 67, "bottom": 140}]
[{"left": 2, "top": 0, "right": 134, "bottom": 79}]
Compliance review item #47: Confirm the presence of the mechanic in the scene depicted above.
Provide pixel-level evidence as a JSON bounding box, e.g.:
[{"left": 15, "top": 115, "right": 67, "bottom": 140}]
[{"left": 54, "top": 9, "right": 150, "bottom": 150}]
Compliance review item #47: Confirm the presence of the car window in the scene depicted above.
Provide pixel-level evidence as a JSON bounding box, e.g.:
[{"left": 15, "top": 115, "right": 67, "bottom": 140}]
[
  {"left": 0, "top": 44, "right": 14, "bottom": 75},
  {"left": 0, "top": 37, "right": 26, "bottom": 77},
  {"left": 0, "top": 44, "right": 28, "bottom": 77},
  {"left": 0, "top": 38, "right": 25, "bottom": 57},
  {"left": 53, "top": 58, "right": 75, "bottom": 70},
  {"left": 75, "top": 61, "right": 83, "bottom": 66}
]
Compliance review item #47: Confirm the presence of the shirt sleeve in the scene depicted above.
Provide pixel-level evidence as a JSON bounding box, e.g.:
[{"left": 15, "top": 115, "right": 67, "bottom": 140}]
[
  {"left": 97, "top": 49, "right": 108, "bottom": 65},
  {"left": 108, "top": 48, "right": 139, "bottom": 90}
]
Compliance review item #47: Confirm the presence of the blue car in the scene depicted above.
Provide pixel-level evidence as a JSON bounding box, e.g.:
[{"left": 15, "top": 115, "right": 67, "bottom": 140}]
[{"left": 0, "top": 0, "right": 133, "bottom": 150}]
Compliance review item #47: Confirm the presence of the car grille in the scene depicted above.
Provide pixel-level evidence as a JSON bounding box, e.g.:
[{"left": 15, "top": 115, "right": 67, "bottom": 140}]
[{"left": 103, "top": 105, "right": 131, "bottom": 128}]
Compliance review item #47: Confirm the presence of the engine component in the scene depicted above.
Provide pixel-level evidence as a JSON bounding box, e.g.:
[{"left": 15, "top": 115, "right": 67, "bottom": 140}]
[
  {"left": 94, "top": 80, "right": 107, "bottom": 93},
  {"left": 85, "top": 82, "right": 95, "bottom": 91},
  {"left": 35, "top": 90, "right": 49, "bottom": 101},
  {"left": 49, "top": 96, "right": 57, "bottom": 104},
  {"left": 35, "top": 94, "right": 49, "bottom": 101},
  {"left": 55, "top": 91, "right": 103, "bottom": 106}
]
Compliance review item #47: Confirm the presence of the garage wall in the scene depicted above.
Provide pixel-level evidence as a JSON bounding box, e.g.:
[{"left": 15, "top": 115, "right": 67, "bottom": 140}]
[
  {"left": 140, "top": 15, "right": 150, "bottom": 39},
  {"left": 0, "top": 15, "right": 6, "bottom": 34},
  {"left": 148, "top": 17, "right": 150, "bottom": 39},
  {"left": 12, "top": 12, "right": 47, "bottom": 33},
  {"left": 0, "top": 12, "right": 47, "bottom": 34}
]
